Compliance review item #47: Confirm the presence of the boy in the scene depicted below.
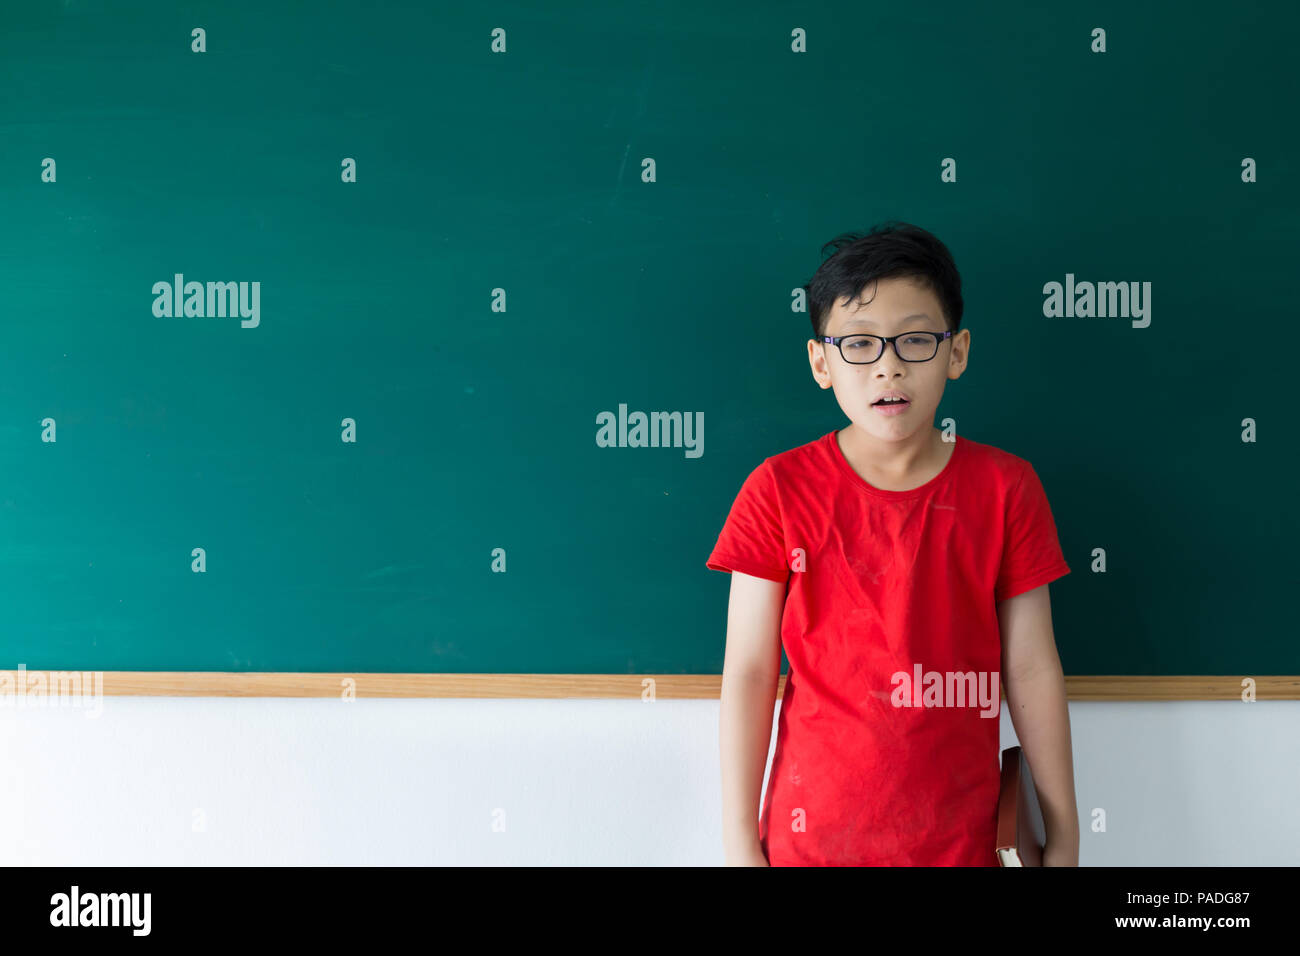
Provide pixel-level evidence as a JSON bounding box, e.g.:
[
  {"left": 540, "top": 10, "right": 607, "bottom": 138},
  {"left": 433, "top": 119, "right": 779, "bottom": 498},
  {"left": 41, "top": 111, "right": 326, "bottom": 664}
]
[{"left": 707, "top": 222, "right": 1080, "bottom": 866}]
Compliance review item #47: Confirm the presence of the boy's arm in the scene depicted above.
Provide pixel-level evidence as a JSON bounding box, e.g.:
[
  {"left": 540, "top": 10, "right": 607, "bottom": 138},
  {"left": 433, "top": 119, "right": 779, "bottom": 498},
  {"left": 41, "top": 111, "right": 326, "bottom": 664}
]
[
  {"left": 719, "top": 570, "right": 785, "bottom": 866},
  {"left": 998, "top": 582, "right": 1081, "bottom": 866}
]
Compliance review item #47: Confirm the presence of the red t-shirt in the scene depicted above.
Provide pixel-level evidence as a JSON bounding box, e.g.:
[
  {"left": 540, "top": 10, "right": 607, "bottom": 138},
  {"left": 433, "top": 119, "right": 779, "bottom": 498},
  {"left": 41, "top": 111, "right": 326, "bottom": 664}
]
[{"left": 706, "top": 429, "right": 1070, "bottom": 866}]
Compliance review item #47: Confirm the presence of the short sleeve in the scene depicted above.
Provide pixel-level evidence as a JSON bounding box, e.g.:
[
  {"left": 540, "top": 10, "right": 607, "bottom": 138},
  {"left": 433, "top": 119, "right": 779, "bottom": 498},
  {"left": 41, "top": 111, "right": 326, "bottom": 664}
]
[
  {"left": 995, "top": 461, "right": 1071, "bottom": 602},
  {"left": 705, "top": 459, "right": 789, "bottom": 584}
]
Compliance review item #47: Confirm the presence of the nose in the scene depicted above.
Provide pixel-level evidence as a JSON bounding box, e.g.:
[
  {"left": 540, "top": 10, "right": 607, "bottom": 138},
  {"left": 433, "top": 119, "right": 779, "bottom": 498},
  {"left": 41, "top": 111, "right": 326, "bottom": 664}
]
[{"left": 874, "top": 342, "right": 907, "bottom": 374}]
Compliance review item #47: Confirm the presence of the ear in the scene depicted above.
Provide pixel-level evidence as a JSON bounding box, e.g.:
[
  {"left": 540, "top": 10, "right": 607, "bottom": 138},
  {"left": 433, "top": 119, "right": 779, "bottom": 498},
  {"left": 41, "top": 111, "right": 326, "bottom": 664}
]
[
  {"left": 947, "top": 329, "right": 970, "bottom": 378},
  {"left": 807, "top": 338, "right": 832, "bottom": 388}
]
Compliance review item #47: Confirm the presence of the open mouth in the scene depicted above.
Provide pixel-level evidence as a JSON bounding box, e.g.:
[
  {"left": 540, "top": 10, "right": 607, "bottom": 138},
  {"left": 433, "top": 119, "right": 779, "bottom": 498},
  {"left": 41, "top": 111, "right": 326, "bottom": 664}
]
[{"left": 872, "top": 397, "right": 911, "bottom": 414}]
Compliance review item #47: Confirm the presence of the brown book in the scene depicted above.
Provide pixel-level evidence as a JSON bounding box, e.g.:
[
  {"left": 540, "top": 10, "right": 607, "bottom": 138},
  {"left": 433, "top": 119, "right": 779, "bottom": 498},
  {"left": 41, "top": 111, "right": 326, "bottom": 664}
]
[{"left": 995, "top": 745, "right": 1045, "bottom": 866}]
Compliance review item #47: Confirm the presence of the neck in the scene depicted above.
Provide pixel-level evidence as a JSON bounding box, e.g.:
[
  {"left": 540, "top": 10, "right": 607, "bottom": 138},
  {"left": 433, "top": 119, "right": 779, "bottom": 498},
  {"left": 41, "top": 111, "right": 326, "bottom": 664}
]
[{"left": 839, "top": 425, "right": 942, "bottom": 478}]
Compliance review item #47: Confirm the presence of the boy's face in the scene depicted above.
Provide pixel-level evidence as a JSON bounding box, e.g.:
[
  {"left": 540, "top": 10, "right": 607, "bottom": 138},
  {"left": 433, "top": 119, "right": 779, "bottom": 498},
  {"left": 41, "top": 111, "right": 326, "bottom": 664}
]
[{"left": 806, "top": 276, "right": 969, "bottom": 443}]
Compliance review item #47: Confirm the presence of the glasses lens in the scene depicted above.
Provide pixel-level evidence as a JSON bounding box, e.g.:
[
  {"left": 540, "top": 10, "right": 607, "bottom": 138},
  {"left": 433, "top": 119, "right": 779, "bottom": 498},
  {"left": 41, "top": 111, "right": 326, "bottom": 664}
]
[
  {"left": 841, "top": 335, "right": 882, "bottom": 363},
  {"left": 896, "top": 332, "right": 938, "bottom": 361}
]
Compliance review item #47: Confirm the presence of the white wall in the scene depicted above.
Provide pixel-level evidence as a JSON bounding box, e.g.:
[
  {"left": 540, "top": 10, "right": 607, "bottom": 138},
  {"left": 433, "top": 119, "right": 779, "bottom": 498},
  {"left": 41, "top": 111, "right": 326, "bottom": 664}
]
[{"left": 2, "top": 697, "right": 1297, "bottom": 865}]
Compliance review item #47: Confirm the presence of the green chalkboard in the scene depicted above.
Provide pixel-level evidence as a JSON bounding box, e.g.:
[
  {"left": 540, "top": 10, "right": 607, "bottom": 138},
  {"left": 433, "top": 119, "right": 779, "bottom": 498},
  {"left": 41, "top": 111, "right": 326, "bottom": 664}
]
[{"left": 1, "top": 1, "right": 1295, "bottom": 674}]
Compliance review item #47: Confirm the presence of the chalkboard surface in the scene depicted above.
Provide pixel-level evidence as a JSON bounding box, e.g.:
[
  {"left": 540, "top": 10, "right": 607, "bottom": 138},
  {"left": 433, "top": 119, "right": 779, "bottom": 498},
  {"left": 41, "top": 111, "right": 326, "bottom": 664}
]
[{"left": 1, "top": 1, "right": 1295, "bottom": 675}]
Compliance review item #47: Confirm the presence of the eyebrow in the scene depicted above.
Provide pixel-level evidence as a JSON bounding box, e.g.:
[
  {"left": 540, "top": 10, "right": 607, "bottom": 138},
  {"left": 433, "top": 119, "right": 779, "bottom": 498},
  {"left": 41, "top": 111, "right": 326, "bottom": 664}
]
[{"left": 840, "top": 312, "right": 932, "bottom": 329}]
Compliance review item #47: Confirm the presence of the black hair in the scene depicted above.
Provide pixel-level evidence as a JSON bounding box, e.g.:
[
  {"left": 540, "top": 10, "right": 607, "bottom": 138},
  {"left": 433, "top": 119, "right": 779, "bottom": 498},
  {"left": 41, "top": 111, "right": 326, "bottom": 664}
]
[{"left": 803, "top": 221, "right": 964, "bottom": 339}]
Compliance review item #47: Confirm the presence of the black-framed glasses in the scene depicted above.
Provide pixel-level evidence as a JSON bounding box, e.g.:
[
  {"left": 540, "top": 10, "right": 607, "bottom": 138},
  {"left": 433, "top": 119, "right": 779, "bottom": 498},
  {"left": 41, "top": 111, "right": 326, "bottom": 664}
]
[{"left": 819, "top": 330, "right": 953, "bottom": 364}]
